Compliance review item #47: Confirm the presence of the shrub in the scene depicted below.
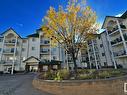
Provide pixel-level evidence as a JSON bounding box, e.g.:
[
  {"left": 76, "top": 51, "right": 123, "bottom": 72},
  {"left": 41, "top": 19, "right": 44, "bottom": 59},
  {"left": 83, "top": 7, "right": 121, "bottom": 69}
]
[
  {"left": 78, "top": 74, "right": 91, "bottom": 80},
  {"left": 54, "top": 71, "right": 62, "bottom": 81},
  {"left": 77, "top": 69, "right": 96, "bottom": 75},
  {"left": 98, "top": 71, "right": 111, "bottom": 79},
  {"left": 60, "top": 69, "right": 70, "bottom": 80},
  {"left": 38, "top": 71, "right": 56, "bottom": 80},
  {"left": 38, "top": 69, "right": 125, "bottom": 80},
  {"left": 110, "top": 69, "right": 123, "bottom": 77}
]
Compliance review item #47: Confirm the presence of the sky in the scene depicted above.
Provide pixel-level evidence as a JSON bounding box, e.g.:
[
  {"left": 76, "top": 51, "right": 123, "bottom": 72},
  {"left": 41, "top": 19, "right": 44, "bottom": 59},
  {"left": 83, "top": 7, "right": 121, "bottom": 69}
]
[{"left": 0, "top": 0, "right": 127, "bottom": 37}]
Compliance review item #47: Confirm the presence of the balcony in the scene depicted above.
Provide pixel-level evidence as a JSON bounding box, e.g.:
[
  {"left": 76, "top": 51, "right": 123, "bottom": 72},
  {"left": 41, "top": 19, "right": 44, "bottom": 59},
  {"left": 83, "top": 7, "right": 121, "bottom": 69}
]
[
  {"left": 4, "top": 39, "right": 16, "bottom": 45},
  {"left": 3, "top": 48, "right": 15, "bottom": 54},
  {"left": 40, "top": 50, "right": 50, "bottom": 54},
  {"left": 0, "top": 60, "right": 5, "bottom": 64},
  {"left": 40, "top": 40, "right": 50, "bottom": 45},
  {"left": 90, "top": 56, "right": 95, "bottom": 60},
  {"left": 111, "top": 36, "right": 122, "bottom": 46},
  {"left": 87, "top": 41, "right": 92, "bottom": 45},
  {"left": 113, "top": 50, "right": 127, "bottom": 58},
  {"left": 93, "top": 40, "right": 97, "bottom": 45},
  {"left": 3, "top": 60, "right": 19, "bottom": 65},
  {"left": 89, "top": 49, "right": 93, "bottom": 52},
  {"left": 123, "top": 34, "right": 127, "bottom": 41},
  {"left": 108, "top": 25, "right": 126, "bottom": 36}
]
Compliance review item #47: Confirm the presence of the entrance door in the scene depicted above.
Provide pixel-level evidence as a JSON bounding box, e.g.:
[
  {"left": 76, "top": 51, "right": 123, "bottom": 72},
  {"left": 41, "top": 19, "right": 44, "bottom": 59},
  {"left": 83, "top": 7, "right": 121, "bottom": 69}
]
[{"left": 25, "top": 63, "right": 38, "bottom": 72}]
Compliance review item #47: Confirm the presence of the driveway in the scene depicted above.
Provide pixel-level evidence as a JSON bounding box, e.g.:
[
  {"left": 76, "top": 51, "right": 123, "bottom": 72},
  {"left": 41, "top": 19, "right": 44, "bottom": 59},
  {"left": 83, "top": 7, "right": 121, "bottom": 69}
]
[{"left": 0, "top": 73, "right": 53, "bottom": 95}]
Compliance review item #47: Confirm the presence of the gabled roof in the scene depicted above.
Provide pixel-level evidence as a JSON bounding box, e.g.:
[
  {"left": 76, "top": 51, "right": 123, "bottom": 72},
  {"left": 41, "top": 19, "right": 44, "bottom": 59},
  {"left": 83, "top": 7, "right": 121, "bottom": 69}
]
[
  {"left": 121, "top": 11, "right": 127, "bottom": 19},
  {"left": 101, "top": 16, "right": 121, "bottom": 29},
  {"left": 1, "top": 28, "right": 22, "bottom": 38},
  {"left": 102, "top": 11, "right": 127, "bottom": 29},
  {"left": 23, "top": 56, "right": 40, "bottom": 62},
  {"left": 36, "top": 28, "right": 42, "bottom": 31},
  {"left": 27, "top": 33, "right": 39, "bottom": 38}
]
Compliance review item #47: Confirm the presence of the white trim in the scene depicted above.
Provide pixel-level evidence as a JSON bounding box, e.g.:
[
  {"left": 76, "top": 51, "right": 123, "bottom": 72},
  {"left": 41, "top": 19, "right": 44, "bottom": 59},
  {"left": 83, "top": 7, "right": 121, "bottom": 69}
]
[
  {"left": 116, "top": 19, "right": 127, "bottom": 54},
  {"left": 11, "top": 37, "right": 18, "bottom": 74},
  {"left": 87, "top": 44, "right": 91, "bottom": 69},
  {"left": 92, "top": 40, "right": 98, "bottom": 69},
  {"left": 106, "top": 29, "right": 117, "bottom": 69}
]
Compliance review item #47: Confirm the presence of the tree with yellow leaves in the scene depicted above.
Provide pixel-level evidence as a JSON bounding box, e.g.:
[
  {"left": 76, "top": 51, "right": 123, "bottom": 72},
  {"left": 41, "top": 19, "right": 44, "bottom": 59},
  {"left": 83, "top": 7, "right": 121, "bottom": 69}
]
[{"left": 42, "top": 0, "right": 98, "bottom": 77}]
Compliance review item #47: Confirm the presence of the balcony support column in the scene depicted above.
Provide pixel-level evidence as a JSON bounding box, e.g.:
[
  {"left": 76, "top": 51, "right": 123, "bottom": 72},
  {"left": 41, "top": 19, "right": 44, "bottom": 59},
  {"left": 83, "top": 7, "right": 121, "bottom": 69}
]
[
  {"left": 87, "top": 44, "right": 92, "bottom": 69},
  {"left": 49, "top": 40, "right": 52, "bottom": 61},
  {"left": 11, "top": 37, "right": 18, "bottom": 75},
  {"left": 116, "top": 19, "right": 127, "bottom": 54},
  {"left": 106, "top": 29, "right": 117, "bottom": 69},
  {"left": 0, "top": 36, "right": 5, "bottom": 61},
  {"left": 91, "top": 40, "right": 98, "bottom": 70}
]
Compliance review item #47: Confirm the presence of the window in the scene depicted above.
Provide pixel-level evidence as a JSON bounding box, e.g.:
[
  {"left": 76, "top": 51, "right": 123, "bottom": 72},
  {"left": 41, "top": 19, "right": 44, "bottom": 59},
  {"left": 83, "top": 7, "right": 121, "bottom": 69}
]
[
  {"left": 0, "top": 38, "right": 3, "bottom": 42},
  {"left": 53, "top": 56, "right": 57, "bottom": 60},
  {"left": 102, "top": 53, "right": 104, "bottom": 56},
  {"left": 98, "top": 36, "right": 101, "bottom": 39},
  {"left": 11, "top": 48, "right": 14, "bottom": 52},
  {"left": 9, "top": 57, "right": 13, "bottom": 60},
  {"left": 44, "top": 40, "right": 49, "bottom": 44},
  {"left": 22, "top": 48, "right": 25, "bottom": 51},
  {"left": 43, "top": 66, "right": 48, "bottom": 71},
  {"left": 23, "top": 39, "right": 27, "bottom": 43},
  {"left": 32, "top": 38, "right": 36, "bottom": 42},
  {"left": 23, "top": 57, "right": 26, "bottom": 60},
  {"left": 32, "top": 47, "right": 35, "bottom": 50},
  {"left": 21, "top": 57, "right": 26, "bottom": 60},
  {"left": 104, "top": 62, "right": 107, "bottom": 66},
  {"left": 100, "top": 44, "right": 103, "bottom": 48},
  {"left": 41, "top": 48, "right": 49, "bottom": 52},
  {"left": 96, "top": 54, "right": 99, "bottom": 59},
  {"left": 53, "top": 65, "right": 58, "bottom": 69},
  {"left": 12, "top": 39, "right": 16, "bottom": 43},
  {"left": 52, "top": 48, "right": 56, "bottom": 51}
]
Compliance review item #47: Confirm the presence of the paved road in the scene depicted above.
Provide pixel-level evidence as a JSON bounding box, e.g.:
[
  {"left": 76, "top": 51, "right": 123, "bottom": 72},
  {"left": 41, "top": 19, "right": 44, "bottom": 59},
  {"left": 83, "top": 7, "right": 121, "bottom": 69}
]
[{"left": 0, "top": 73, "right": 53, "bottom": 95}]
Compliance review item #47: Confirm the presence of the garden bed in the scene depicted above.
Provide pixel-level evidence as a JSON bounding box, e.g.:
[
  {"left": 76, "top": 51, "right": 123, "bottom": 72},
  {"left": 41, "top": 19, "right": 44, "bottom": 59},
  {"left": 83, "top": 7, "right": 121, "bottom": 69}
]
[{"left": 38, "top": 69, "right": 127, "bottom": 80}]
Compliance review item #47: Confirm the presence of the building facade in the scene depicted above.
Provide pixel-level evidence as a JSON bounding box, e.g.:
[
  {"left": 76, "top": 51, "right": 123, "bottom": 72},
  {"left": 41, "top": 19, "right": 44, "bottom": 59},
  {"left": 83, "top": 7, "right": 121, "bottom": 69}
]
[
  {"left": 0, "top": 28, "right": 63, "bottom": 73},
  {"left": 102, "top": 11, "right": 127, "bottom": 68},
  {"left": 0, "top": 11, "right": 127, "bottom": 73}
]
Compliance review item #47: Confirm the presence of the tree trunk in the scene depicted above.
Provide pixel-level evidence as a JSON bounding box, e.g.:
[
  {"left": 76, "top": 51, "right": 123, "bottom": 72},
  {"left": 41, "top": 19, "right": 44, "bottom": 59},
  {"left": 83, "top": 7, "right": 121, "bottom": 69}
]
[{"left": 71, "top": 51, "right": 78, "bottom": 78}]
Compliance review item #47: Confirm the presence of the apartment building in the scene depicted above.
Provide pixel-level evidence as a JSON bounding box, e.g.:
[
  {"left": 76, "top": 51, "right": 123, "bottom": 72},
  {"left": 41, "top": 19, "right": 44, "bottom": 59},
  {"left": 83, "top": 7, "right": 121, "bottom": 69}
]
[
  {"left": 0, "top": 28, "right": 93, "bottom": 73},
  {"left": 0, "top": 11, "right": 127, "bottom": 74},
  {"left": 0, "top": 28, "right": 63, "bottom": 74},
  {"left": 102, "top": 11, "right": 127, "bottom": 68},
  {"left": 86, "top": 11, "right": 127, "bottom": 69},
  {"left": 87, "top": 33, "right": 113, "bottom": 69}
]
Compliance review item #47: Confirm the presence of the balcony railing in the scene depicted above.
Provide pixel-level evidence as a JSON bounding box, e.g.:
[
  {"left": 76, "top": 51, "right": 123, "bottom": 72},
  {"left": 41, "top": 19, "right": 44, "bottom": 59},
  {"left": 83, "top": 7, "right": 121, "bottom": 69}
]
[
  {"left": 4, "top": 40, "right": 19, "bottom": 45},
  {"left": 40, "top": 40, "right": 50, "bottom": 45},
  {"left": 90, "top": 56, "right": 95, "bottom": 60},
  {"left": 40, "top": 50, "right": 50, "bottom": 54},
  {"left": 0, "top": 60, "right": 18, "bottom": 64},
  {"left": 89, "top": 49, "right": 93, "bottom": 52},
  {"left": 123, "top": 34, "right": 127, "bottom": 41},
  {"left": 108, "top": 24, "right": 126, "bottom": 35},
  {"left": 111, "top": 36, "right": 122, "bottom": 45},
  {"left": 3, "top": 48, "right": 17, "bottom": 54},
  {"left": 0, "top": 60, "right": 5, "bottom": 64},
  {"left": 113, "top": 50, "right": 126, "bottom": 57},
  {"left": 5, "top": 39, "right": 16, "bottom": 43},
  {"left": 87, "top": 41, "right": 92, "bottom": 45}
]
